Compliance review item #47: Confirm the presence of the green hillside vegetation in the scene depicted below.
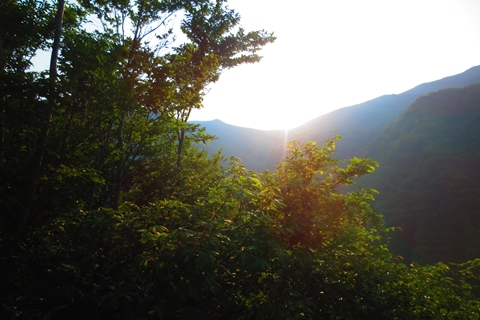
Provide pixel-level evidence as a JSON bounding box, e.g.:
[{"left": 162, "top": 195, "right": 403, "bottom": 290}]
[
  {"left": 1, "top": 1, "right": 480, "bottom": 318},
  {"left": 363, "top": 83, "right": 480, "bottom": 264}
]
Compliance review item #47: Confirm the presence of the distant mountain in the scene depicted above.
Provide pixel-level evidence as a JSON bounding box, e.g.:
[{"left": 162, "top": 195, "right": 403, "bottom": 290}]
[
  {"left": 287, "top": 93, "right": 415, "bottom": 160},
  {"left": 196, "top": 65, "right": 480, "bottom": 170},
  {"left": 287, "top": 65, "right": 480, "bottom": 160},
  {"left": 360, "top": 83, "right": 480, "bottom": 264},
  {"left": 193, "top": 119, "right": 285, "bottom": 172}
]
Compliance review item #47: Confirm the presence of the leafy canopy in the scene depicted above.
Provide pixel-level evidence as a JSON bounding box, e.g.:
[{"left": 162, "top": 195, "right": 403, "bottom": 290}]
[{"left": 0, "top": 1, "right": 479, "bottom": 319}]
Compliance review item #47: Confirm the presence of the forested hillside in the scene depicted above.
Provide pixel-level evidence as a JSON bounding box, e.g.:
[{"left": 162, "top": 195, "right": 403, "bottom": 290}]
[
  {"left": 361, "top": 83, "right": 480, "bottom": 264},
  {"left": 1, "top": 1, "right": 480, "bottom": 319}
]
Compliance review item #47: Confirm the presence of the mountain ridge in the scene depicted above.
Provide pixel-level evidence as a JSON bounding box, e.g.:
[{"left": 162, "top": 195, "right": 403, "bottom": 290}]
[{"left": 195, "top": 65, "right": 480, "bottom": 170}]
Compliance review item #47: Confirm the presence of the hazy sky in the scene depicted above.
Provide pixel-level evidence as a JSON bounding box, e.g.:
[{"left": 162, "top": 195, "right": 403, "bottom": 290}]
[{"left": 189, "top": 0, "right": 480, "bottom": 130}]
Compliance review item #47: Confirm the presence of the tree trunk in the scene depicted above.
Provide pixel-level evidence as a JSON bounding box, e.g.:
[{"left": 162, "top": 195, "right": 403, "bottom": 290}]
[
  {"left": 0, "top": 98, "right": 4, "bottom": 165},
  {"left": 113, "top": 119, "right": 125, "bottom": 210},
  {"left": 12, "top": 0, "right": 64, "bottom": 241},
  {"left": 175, "top": 108, "right": 192, "bottom": 168},
  {"left": 0, "top": 37, "right": 4, "bottom": 164},
  {"left": 176, "top": 129, "right": 185, "bottom": 168}
]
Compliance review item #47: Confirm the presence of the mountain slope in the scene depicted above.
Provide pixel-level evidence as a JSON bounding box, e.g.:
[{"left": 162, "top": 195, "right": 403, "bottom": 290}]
[
  {"left": 288, "top": 65, "right": 480, "bottom": 161},
  {"left": 194, "top": 119, "right": 285, "bottom": 172},
  {"left": 360, "top": 83, "right": 480, "bottom": 264}
]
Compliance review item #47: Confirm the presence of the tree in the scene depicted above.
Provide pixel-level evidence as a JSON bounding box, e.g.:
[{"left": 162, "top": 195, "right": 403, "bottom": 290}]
[
  {"left": 0, "top": 0, "right": 275, "bottom": 241},
  {"left": 1, "top": 1, "right": 479, "bottom": 318},
  {"left": 2, "top": 137, "right": 479, "bottom": 319},
  {"left": 0, "top": 0, "right": 57, "bottom": 238},
  {"left": 14, "top": 0, "right": 66, "bottom": 241}
]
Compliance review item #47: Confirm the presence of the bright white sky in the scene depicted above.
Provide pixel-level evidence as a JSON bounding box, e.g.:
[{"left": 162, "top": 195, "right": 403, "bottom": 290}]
[{"left": 189, "top": 0, "right": 480, "bottom": 130}]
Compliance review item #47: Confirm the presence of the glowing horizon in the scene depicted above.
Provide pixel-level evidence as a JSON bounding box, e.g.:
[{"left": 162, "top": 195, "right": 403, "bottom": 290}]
[{"left": 190, "top": 0, "right": 480, "bottom": 130}]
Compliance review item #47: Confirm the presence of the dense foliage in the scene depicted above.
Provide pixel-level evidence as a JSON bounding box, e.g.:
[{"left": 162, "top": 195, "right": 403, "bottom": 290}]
[
  {"left": 1, "top": 1, "right": 480, "bottom": 319},
  {"left": 364, "top": 84, "right": 480, "bottom": 264},
  {"left": 3, "top": 137, "right": 480, "bottom": 319}
]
